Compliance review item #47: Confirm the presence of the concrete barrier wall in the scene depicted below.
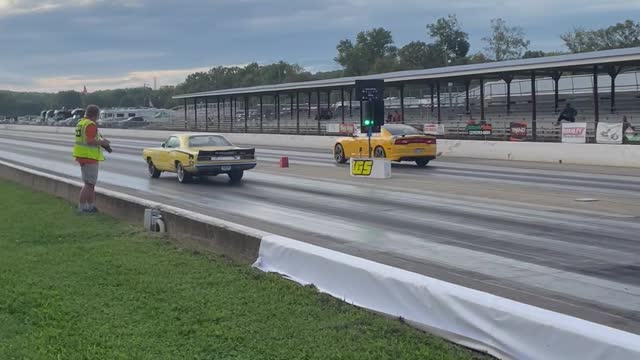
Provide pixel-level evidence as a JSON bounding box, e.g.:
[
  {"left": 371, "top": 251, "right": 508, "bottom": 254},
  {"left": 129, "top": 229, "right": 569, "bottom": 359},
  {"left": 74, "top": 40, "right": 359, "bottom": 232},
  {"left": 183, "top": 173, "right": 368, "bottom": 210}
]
[
  {"left": 3, "top": 124, "right": 640, "bottom": 167},
  {"left": 0, "top": 160, "right": 264, "bottom": 264}
]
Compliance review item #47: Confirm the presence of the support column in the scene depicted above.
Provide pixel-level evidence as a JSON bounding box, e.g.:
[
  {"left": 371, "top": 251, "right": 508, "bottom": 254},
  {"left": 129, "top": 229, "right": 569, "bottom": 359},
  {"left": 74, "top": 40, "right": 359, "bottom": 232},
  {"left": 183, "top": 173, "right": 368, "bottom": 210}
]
[
  {"left": 430, "top": 84, "right": 435, "bottom": 114},
  {"left": 205, "top": 98, "right": 208, "bottom": 132},
  {"left": 259, "top": 95, "right": 263, "bottom": 133},
  {"left": 341, "top": 87, "right": 345, "bottom": 123},
  {"left": 217, "top": 97, "right": 221, "bottom": 131},
  {"left": 552, "top": 71, "right": 562, "bottom": 113},
  {"left": 317, "top": 89, "right": 321, "bottom": 134},
  {"left": 399, "top": 84, "right": 405, "bottom": 124},
  {"left": 308, "top": 91, "right": 312, "bottom": 118},
  {"left": 194, "top": 98, "right": 198, "bottom": 130},
  {"left": 607, "top": 66, "right": 622, "bottom": 113},
  {"left": 480, "top": 78, "right": 485, "bottom": 121},
  {"left": 436, "top": 82, "right": 441, "bottom": 124},
  {"left": 464, "top": 80, "right": 470, "bottom": 115},
  {"left": 349, "top": 89, "right": 353, "bottom": 117},
  {"left": 290, "top": 93, "right": 294, "bottom": 120},
  {"left": 593, "top": 65, "right": 599, "bottom": 126},
  {"left": 501, "top": 73, "right": 514, "bottom": 115},
  {"left": 296, "top": 92, "right": 300, "bottom": 134},
  {"left": 230, "top": 97, "right": 234, "bottom": 133},
  {"left": 222, "top": 98, "right": 226, "bottom": 132},
  {"left": 244, "top": 96, "right": 248, "bottom": 133},
  {"left": 276, "top": 93, "right": 281, "bottom": 133},
  {"left": 183, "top": 98, "right": 187, "bottom": 130},
  {"left": 531, "top": 71, "right": 537, "bottom": 141}
]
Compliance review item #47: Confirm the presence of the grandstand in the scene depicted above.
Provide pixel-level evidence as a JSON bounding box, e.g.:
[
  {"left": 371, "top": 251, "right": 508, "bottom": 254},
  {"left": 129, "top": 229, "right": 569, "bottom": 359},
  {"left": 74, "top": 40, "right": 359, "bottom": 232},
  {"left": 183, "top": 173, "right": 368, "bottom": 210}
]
[{"left": 163, "top": 48, "right": 640, "bottom": 142}]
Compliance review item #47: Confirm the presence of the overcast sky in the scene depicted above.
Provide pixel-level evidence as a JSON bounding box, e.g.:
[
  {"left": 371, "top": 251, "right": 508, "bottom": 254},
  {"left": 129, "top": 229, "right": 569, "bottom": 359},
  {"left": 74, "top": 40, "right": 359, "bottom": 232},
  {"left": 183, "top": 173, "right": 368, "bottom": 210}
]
[{"left": 0, "top": 0, "right": 637, "bottom": 92}]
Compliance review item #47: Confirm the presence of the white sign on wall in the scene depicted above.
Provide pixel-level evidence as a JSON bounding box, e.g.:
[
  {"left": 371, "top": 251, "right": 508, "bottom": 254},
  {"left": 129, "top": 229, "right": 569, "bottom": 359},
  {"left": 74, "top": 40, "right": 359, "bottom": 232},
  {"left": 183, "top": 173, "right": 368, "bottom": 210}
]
[
  {"left": 423, "top": 123, "right": 445, "bottom": 135},
  {"left": 561, "top": 122, "right": 587, "bottom": 143},
  {"left": 596, "top": 122, "right": 623, "bottom": 144}
]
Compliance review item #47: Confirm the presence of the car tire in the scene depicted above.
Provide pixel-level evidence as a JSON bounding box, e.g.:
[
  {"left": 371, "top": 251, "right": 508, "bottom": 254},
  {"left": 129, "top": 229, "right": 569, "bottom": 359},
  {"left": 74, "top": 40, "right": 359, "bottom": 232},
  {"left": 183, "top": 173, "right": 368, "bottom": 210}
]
[
  {"left": 228, "top": 170, "right": 244, "bottom": 184},
  {"left": 176, "top": 162, "right": 192, "bottom": 184},
  {"left": 334, "top": 144, "right": 347, "bottom": 164},
  {"left": 374, "top": 146, "right": 386, "bottom": 158},
  {"left": 147, "top": 159, "right": 161, "bottom": 178},
  {"left": 415, "top": 159, "right": 430, "bottom": 167}
]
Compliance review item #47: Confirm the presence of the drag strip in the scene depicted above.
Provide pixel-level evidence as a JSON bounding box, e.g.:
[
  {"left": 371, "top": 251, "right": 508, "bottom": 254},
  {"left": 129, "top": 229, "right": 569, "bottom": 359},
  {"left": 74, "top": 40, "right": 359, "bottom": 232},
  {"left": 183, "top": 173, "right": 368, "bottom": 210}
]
[{"left": 2, "top": 128, "right": 640, "bottom": 333}]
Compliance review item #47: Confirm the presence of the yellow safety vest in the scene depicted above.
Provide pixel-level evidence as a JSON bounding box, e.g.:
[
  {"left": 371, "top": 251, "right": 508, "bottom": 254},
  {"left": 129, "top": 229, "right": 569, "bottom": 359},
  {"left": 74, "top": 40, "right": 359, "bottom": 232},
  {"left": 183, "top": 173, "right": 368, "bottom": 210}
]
[{"left": 72, "top": 118, "right": 105, "bottom": 161}]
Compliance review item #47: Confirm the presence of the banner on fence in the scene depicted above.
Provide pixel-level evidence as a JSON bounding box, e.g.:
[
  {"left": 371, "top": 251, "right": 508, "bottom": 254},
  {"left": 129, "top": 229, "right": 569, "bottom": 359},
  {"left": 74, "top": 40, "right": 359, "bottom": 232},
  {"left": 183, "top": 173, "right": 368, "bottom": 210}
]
[
  {"left": 510, "top": 122, "right": 527, "bottom": 141},
  {"left": 423, "top": 123, "right": 445, "bottom": 135},
  {"left": 340, "top": 123, "right": 355, "bottom": 134},
  {"left": 596, "top": 122, "right": 623, "bottom": 144},
  {"left": 625, "top": 133, "right": 640, "bottom": 144},
  {"left": 561, "top": 122, "right": 587, "bottom": 143},
  {"left": 466, "top": 123, "right": 492, "bottom": 136},
  {"left": 327, "top": 123, "right": 356, "bottom": 135}
]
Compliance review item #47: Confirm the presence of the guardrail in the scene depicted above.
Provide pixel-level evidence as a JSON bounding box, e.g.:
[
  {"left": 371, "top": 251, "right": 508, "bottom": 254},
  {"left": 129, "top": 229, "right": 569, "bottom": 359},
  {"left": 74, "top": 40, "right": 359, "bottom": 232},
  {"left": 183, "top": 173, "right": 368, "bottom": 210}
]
[{"left": 18, "top": 117, "right": 639, "bottom": 144}]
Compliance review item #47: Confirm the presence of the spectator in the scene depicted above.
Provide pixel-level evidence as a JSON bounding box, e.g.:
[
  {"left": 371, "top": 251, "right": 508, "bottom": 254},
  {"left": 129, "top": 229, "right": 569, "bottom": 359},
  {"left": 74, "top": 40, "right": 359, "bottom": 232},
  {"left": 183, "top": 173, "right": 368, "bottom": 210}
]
[
  {"left": 555, "top": 103, "right": 577, "bottom": 126},
  {"left": 393, "top": 110, "right": 402, "bottom": 123},
  {"left": 623, "top": 116, "right": 636, "bottom": 133}
]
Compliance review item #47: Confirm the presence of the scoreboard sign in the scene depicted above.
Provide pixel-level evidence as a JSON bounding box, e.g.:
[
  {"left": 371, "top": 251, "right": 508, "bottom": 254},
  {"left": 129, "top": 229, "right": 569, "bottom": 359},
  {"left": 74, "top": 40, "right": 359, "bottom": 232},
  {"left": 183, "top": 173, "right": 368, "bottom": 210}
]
[
  {"left": 355, "top": 79, "right": 384, "bottom": 101},
  {"left": 350, "top": 158, "right": 391, "bottom": 179}
]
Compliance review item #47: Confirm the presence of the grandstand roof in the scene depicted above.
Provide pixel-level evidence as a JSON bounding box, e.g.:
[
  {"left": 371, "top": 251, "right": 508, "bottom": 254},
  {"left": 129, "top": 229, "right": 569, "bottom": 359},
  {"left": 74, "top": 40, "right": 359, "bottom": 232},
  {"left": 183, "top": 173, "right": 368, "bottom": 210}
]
[{"left": 174, "top": 47, "right": 640, "bottom": 100}]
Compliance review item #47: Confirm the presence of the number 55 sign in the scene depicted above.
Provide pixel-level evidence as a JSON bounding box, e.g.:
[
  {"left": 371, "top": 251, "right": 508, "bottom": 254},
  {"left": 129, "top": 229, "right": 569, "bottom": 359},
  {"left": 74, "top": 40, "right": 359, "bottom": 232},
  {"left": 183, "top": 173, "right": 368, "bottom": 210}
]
[
  {"left": 350, "top": 158, "right": 391, "bottom": 179},
  {"left": 351, "top": 159, "right": 373, "bottom": 175}
]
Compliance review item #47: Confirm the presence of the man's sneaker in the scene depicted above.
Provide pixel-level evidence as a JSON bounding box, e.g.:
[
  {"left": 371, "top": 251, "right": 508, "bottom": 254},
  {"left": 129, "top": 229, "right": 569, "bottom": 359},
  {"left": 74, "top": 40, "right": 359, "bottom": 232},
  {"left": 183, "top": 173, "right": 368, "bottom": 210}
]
[{"left": 77, "top": 207, "right": 98, "bottom": 215}]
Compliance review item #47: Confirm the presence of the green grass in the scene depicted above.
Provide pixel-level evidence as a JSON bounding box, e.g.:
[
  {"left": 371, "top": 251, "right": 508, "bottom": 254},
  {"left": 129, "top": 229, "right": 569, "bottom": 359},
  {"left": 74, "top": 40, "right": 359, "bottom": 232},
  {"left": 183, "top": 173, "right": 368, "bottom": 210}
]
[{"left": 0, "top": 179, "right": 490, "bottom": 360}]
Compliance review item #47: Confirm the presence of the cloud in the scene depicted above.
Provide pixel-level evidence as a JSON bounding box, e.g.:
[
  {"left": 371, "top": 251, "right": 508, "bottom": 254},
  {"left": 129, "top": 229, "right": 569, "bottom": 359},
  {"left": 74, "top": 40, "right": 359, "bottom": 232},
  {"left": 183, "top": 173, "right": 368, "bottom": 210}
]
[
  {"left": 31, "top": 66, "right": 212, "bottom": 92},
  {"left": 0, "top": 0, "right": 637, "bottom": 94},
  {"left": 3, "top": 64, "right": 252, "bottom": 92},
  {"left": 24, "top": 49, "right": 167, "bottom": 67},
  {"left": 0, "top": 0, "right": 142, "bottom": 17}
]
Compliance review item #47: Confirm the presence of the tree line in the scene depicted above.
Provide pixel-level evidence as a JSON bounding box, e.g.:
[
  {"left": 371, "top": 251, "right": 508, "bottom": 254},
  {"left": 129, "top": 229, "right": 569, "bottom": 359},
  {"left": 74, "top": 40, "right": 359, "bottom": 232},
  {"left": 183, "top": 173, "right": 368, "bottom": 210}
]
[{"left": 1, "top": 17, "right": 638, "bottom": 117}]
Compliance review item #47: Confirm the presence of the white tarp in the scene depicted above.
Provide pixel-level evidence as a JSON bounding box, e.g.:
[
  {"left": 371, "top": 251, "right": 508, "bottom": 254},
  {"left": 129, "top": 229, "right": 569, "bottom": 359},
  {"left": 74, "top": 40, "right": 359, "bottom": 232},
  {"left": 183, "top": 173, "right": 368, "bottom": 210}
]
[
  {"left": 325, "top": 124, "right": 340, "bottom": 134},
  {"left": 254, "top": 235, "right": 640, "bottom": 360},
  {"left": 596, "top": 122, "right": 623, "bottom": 144},
  {"left": 561, "top": 122, "right": 587, "bottom": 143},
  {"left": 423, "top": 123, "right": 445, "bottom": 135}
]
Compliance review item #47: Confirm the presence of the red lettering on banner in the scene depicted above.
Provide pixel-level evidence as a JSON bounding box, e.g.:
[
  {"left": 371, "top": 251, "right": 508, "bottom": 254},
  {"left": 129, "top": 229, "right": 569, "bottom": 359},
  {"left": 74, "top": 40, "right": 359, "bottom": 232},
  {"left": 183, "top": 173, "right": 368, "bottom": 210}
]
[{"left": 564, "top": 128, "right": 585, "bottom": 136}]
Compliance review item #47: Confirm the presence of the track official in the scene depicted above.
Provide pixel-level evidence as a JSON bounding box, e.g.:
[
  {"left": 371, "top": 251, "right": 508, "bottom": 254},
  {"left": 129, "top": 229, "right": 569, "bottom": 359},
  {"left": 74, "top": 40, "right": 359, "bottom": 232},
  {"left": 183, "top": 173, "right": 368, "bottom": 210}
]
[{"left": 73, "top": 104, "right": 111, "bottom": 213}]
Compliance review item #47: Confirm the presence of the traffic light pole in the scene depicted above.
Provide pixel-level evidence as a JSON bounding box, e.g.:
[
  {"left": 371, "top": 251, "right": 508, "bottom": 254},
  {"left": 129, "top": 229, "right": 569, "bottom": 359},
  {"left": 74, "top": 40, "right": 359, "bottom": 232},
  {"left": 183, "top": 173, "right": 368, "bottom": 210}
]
[
  {"left": 368, "top": 125, "right": 372, "bottom": 158},
  {"left": 355, "top": 79, "right": 384, "bottom": 159}
]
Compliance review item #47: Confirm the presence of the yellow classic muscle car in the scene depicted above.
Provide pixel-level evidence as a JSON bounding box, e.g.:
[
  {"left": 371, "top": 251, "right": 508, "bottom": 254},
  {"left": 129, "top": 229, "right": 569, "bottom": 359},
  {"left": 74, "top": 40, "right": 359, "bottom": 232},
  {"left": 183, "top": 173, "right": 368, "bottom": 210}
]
[
  {"left": 142, "top": 133, "right": 257, "bottom": 184},
  {"left": 333, "top": 124, "right": 437, "bottom": 167}
]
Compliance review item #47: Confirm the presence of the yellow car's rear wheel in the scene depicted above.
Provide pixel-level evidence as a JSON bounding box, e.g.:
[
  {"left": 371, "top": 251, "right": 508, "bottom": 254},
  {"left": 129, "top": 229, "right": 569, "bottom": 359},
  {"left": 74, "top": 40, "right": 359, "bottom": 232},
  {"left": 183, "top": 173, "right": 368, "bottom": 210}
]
[
  {"left": 374, "top": 146, "right": 386, "bottom": 158},
  {"left": 334, "top": 144, "right": 347, "bottom": 164},
  {"left": 176, "top": 162, "right": 192, "bottom": 184},
  {"left": 228, "top": 170, "right": 244, "bottom": 184},
  {"left": 147, "top": 158, "right": 161, "bottom": 179}
]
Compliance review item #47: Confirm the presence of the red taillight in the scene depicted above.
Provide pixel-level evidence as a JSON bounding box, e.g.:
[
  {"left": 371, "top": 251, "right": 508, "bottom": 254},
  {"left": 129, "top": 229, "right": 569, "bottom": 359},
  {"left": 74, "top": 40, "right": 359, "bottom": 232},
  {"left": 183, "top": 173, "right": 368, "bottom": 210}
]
[{"left": 395, "top": 137, "right": 436, "bottom": 145}]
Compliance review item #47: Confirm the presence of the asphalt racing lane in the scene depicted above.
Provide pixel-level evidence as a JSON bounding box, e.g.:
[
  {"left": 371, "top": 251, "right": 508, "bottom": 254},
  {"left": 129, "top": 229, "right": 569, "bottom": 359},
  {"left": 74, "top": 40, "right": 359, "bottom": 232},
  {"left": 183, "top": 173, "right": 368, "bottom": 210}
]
[{"left": 1, "top": 129, "right": 640, "bottom": 334}]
